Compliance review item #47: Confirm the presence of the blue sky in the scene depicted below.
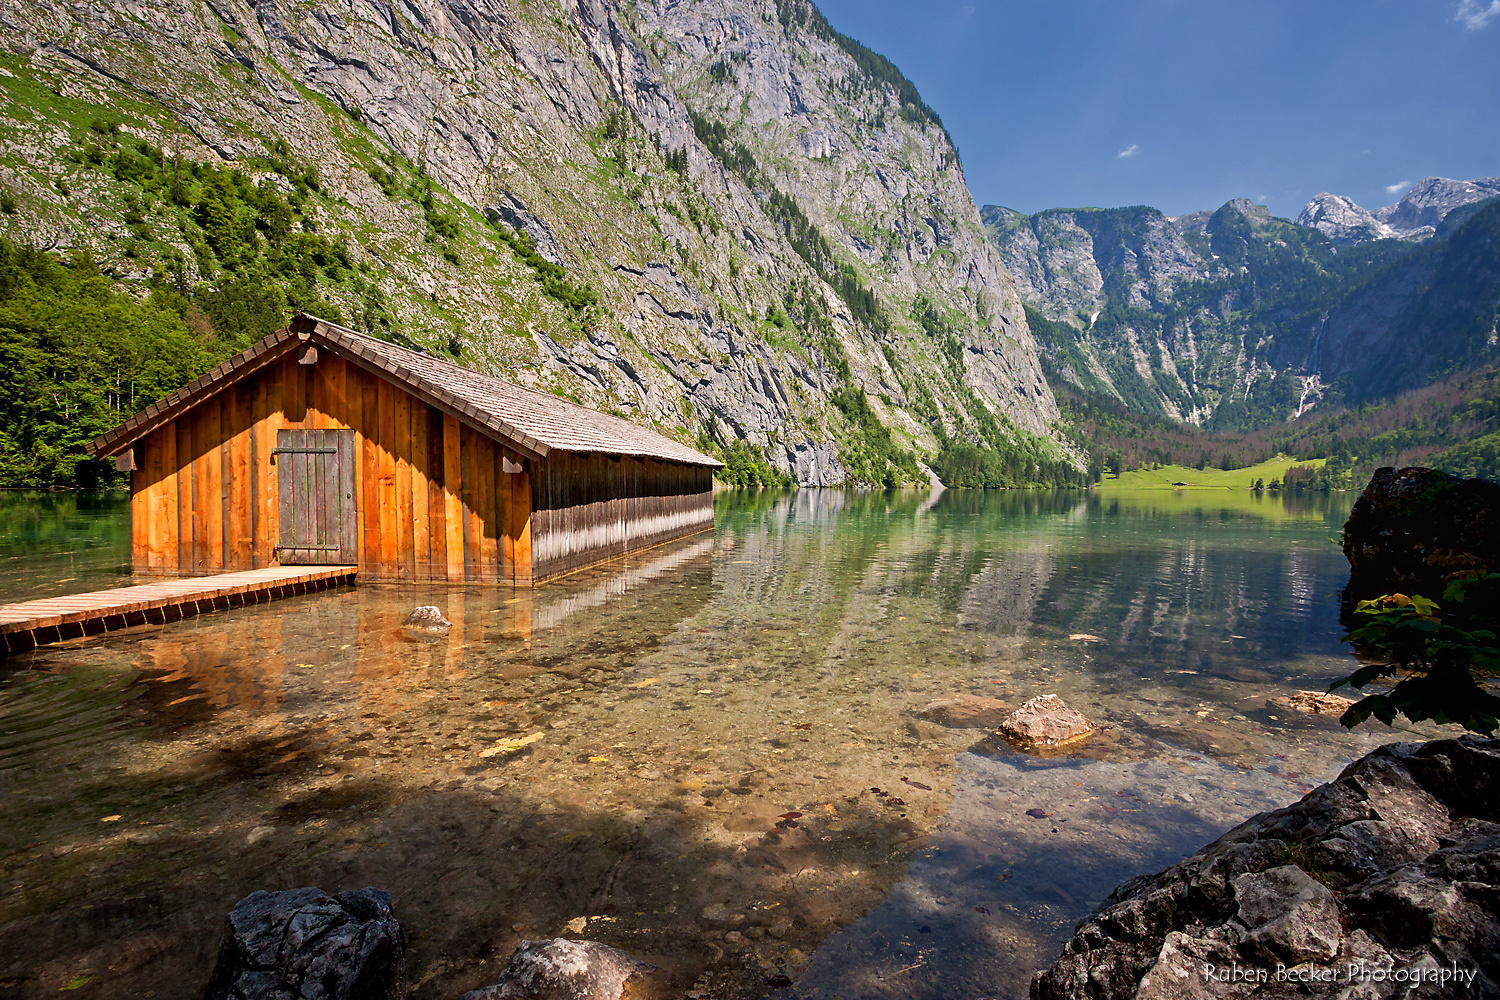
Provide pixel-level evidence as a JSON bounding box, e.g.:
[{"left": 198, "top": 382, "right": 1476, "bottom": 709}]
[{"left": 813, "top": 0, "right": 1500, "bottom": 219}]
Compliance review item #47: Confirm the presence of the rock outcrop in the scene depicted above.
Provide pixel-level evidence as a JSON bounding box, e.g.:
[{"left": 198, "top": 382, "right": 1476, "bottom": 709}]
[
  {"left": 1031, "top": 737, "right": 1500, "bottom": 1000},
  {"left": 1341, "top": 466, "right": 1500, "bottom": 609},
  {"left": 203, "top": 887, "right": 406, "bottom": 1000},
  {"left": 999, "top": 694, "right": 1094, "bottom": 749},
  {"left": 1295, "top": 193, "right": 1400, "bottom": 244},
  {"left": 458, "top": 938, "right": 655, "bottom": 1000}
]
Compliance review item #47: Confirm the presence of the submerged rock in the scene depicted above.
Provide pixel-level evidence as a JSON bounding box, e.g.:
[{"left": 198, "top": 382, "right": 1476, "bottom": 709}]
[
  {"left": 203, "top": 886, "right": 406, "bottom": 1000},
  {"left": 1342, "top": 466, "right": 1500, "bottom": 612},
  {"left": 998, "top": 695, "right": 1094, "bottom": 748},
  {"left": 1031, "top": 737, "right": 1500, "bottom": 999},
  {"left": 402, "top": 606, "right": 451, "bottom": 630},
  {"left": 1268, "top": 690, "right": 1356, "bottom": 716},
  {"left": 458, "top": 938, "right": 655, "bottom": 1000},
  {"left": 921, "top": 693, "right": 1012, "bottom": 728}
]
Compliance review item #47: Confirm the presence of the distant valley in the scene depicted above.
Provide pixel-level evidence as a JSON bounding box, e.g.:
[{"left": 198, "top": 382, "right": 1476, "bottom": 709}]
[{"left": 984, "top": 179, "right": 1500, "bottom": 431}]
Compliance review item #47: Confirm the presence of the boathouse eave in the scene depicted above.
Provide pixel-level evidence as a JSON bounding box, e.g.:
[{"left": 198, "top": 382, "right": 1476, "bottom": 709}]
[
  {"left": 84, "top": 321, "right": 551, "bottom": 464},
  {"left": 293, "top": 317, "right": 552, "bottom": 462},
  {"left": 84, "top": 329, "right": 302, "bottom": 459},
  {"left": 87, "top": 314, "right": 723, "bottom": 470}
]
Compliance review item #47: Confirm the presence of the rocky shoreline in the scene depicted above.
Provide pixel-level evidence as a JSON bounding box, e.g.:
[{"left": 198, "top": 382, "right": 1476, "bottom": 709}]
[{"left": 1031, "top": 736, "right": 1500, "bottom": 999}]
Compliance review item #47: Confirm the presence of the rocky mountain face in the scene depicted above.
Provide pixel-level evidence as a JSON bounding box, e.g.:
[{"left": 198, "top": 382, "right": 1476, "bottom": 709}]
[
  {"left": 986, "top": 199, "right": 1341, "bottom": 426},
  {"left": 0, "top": 0, "right": 1063, "bottom": 486},
  {"left": 986, "top": 193, "right": 1500, "bottom": 428},
  {"left": 1297, "top": 176, "right": 1500, "bottom": 244},
  {"left": 624, "top": 0, "right": 1054, "bottom": 439}
]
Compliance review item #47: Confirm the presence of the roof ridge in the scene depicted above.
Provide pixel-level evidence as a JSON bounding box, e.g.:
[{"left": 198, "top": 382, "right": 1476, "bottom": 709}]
[{"left": 89, "top": 315, "right": 722, "bottom": 469}]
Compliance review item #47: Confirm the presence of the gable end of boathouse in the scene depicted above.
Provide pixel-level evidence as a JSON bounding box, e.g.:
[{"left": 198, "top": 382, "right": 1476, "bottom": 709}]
[{"left": 85, "top": 315, "right": 721, "bottom": 585}]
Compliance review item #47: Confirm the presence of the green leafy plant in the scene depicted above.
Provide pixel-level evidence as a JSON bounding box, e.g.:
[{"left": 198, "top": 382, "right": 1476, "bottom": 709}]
[{"left": 1334, "top": 574, "right": 1500, "bottom": 734}]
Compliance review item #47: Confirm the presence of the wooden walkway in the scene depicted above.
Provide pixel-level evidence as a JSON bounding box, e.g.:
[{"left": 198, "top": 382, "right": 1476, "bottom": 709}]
[{"left": 0, "top": 565, "right": 357, "bottom": 655}]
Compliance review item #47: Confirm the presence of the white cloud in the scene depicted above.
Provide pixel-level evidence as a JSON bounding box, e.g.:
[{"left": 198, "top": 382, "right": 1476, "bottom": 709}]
[
  {"left": 1456, "top": 0, "right": 1500, "bottom": 30},
  {"left": 1117, "top": 144, "right": 1139, "bottom": 159},
  {"left": 1386, "top": 180, "right": 1413, "bottom": 196}
]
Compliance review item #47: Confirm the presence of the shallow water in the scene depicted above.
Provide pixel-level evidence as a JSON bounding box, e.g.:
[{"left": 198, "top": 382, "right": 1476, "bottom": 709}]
[
  {"left": 0, "top": 487, "right": 1447, "bottom": 999},
  {"left": 0, "top": 491, "right": 131, "bottom": 604}
]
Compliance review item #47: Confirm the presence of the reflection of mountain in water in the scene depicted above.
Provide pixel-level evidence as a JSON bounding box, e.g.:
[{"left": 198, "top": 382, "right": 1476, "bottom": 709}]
[
  {"left": 710, "top": 489, "right": 1351, "bottom": 687},
  {"left": 954, "top": 553, "right": 1057, "bottom": 638}
]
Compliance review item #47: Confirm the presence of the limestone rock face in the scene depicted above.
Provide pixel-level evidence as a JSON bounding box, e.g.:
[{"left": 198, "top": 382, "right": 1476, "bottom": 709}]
[
  {"left": 1031, "top": 737, "right": 1500, "bottom": 1000},
  {"left": 0, "top": 0, "right": 1067, "bottom": 487},
  {"left": 1231, "top": 865, "right": 1342, "bottom": 963},
  {"left": 624, "top": 0, "right": 1061, "bottom": 451},
  {"left": 998, "top": 694, "right": 1094, "bottom": 748},
  {"left": 1341, "top": 466, "right": 1500, "bottom": 609},
  {"left": 1295, "top": 192, "right": 1399, "bottom": 244},
  {"left": 985, "top": 178, "right": 1500, "bottom": 427},
  {"left": 458, "top": 938, "right": 655, "bottom": 1000},
  {"left": 203, "top": 887, "right": 406, "bottom": 1000},
  {"left": 983, "top": 199, "right": 1296, "bottom": 425}
]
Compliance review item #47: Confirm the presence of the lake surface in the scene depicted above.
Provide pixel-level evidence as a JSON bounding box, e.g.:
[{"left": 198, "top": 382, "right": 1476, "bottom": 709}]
[{"left": 0, "top": 487, "right": 1449, "bottom": 999}]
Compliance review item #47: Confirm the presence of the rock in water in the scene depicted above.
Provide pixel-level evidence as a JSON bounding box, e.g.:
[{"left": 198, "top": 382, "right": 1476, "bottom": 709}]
[
  {"left": 1032, "top": 737, "right": 1500, "bottom": 999},
  {"left": 1342, "top": 466, "right": 1500, "bottom": 611},
  {"left": 459, "top": 939, "right": 655, "bottom": 1000},
  {"left": 920, "top": 693, "right": 1012, "bottom": 728},
  {"left": 203, "top": 887, "right": 406, "bottom": 1000},
  {"left": 402, "top": 606, "right": 451, "bottom": 629},
  {"left": 1268, "top": 690, "right": 1356, "bottom": 716},
  {"left": 998, "top": 694, "right": 1094, "bottom": 748}
]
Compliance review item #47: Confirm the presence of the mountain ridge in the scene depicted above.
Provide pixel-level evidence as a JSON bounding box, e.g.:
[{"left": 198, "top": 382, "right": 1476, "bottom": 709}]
[
  {"left": 984, "top": 189, "right": 1500, "bottom": 430},
  {"left": 1296, "top": 176, "right": 1500, "bottom": 244}
]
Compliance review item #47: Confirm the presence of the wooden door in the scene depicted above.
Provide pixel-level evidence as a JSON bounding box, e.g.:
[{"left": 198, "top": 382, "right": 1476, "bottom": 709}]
[{"left": 275, "top": 429, "right": 357, "bottom": 565}]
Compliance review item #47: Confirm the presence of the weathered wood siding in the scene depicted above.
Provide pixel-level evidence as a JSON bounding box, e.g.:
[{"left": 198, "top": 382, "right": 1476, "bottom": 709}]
[
  {"left": 129, "top": 348, "right": 532, "bottom": 583},
  {"left": 528, "top": 452, "right": 714, "bottom": 582}
]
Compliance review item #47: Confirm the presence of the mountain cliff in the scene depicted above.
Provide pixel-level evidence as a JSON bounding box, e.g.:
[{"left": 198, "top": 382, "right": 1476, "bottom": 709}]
[
  {"left": 986, "top": 194, "right": 1500, "bottom": 429},
  {"left": 0, "top": 0, "right": 1068, "bottom": 487}
]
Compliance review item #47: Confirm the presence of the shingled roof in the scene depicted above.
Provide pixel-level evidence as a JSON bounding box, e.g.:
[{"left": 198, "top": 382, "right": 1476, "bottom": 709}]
[{"left": 87, "top": 315, "right": 722, "bottom": 468}]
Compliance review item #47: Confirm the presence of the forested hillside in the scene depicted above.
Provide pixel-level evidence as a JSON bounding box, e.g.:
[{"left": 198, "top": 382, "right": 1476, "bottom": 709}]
[
  {"left": 0, "top": 239, "right": 235, "bottom": 487},
  {"left": 1051, "top": 350, "right": 1500, "bottom": 486}
]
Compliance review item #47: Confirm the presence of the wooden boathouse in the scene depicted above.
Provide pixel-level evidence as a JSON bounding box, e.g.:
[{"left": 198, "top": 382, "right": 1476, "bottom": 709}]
[{"left": 85, "top": 315, "right": 721, "bottom": 585}]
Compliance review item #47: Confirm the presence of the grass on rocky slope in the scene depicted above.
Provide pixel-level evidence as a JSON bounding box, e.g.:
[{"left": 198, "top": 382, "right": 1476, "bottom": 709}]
[{"left": 1096, "top": 455, "right": 1328, "bottom": 491}]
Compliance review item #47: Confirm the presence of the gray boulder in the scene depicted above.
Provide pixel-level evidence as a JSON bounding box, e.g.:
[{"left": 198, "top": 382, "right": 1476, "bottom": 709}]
[
  {"left": 402, "top": 606, "right": 451, "bottom": 629},
  {"left": 459, "top": 939, "right": 655, "bottom": 1000},
  {"left": 203, "top": 886, "right": 406, "bottom": 1000},
  {"left": 1031, "top": 738, "right": 1500, "bottom": 999}
]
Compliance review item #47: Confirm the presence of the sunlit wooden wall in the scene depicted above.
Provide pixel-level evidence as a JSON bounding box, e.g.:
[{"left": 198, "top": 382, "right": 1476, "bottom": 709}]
[
  {"left": 128, "top": 349, "right": 532, "bottom": 583},
  {"left": 127, "top": 345, "right": 714, "bottom": 584}
]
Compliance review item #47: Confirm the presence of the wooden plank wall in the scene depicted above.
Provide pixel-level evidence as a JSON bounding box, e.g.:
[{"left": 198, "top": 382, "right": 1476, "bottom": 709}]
[
  {"left": 528, "top": 452, "right": 714, "bottom": 582},
  {"left": 128, "top": 349, "right": 532, "bottom": 583}
]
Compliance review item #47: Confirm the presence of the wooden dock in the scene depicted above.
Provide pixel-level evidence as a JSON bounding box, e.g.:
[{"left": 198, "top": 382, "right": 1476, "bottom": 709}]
[{"left": 0, "top": 565, "right": 357, "bottom": 655}]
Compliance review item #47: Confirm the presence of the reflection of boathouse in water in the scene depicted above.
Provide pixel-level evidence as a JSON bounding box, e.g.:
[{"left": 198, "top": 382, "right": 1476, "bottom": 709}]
[{"left": 86, "top": 315, "right": 721, "bottom": 585}]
